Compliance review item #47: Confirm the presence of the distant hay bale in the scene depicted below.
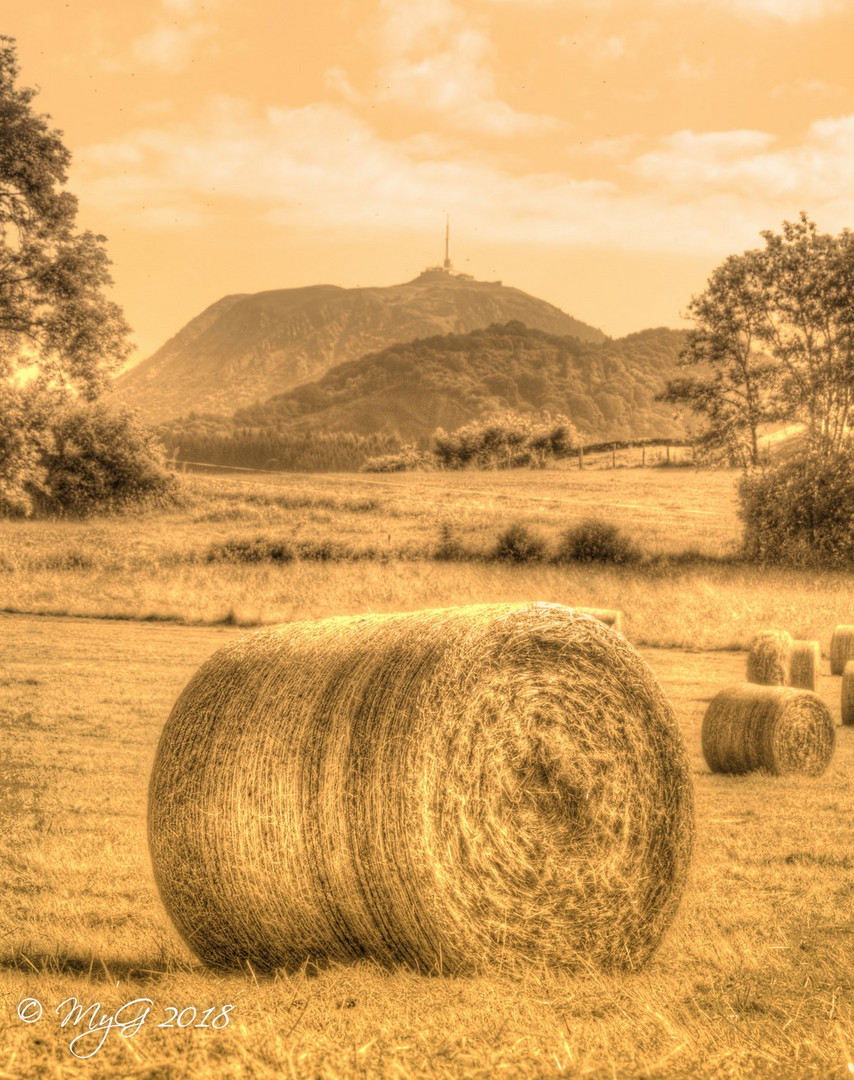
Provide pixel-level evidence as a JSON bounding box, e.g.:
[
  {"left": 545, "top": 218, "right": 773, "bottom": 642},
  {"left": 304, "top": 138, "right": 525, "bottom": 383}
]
[
  {"left": 789, "top": 640, "right": 821, "bottom": 692},
  {"left": 702, "top": 684, "right": 835, "bottom": 777},
  {"left": 842, "top": 662, "right": 854, "bottom": 726},
  {"left": 830, "top": 626, "right": 854, "bottom": 676},
  {"left": 148, "top": 601, "right": 693, "bottom": 976},
  {"left": 746, "top": 630, "right": 793, "bottom": 685},
  {"left": 578, "top": 607, "right": 623, "bottom": 633}
]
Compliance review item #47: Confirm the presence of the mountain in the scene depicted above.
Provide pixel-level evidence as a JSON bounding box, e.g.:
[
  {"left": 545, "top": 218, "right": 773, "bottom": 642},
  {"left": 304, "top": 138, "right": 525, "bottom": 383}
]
[
  {"left": 223, "top": 322, "right": 690, "bottom": 445},
  {"left": 111, "top": 271, "right": 606, "bottom": 423}
]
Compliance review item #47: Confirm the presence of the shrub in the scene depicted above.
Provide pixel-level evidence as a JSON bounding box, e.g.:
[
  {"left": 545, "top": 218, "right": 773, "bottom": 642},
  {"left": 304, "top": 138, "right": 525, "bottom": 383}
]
[
  {"left": 434, "top": 523, "right": 468, "bottom": 561},
  {"left": 361, "top": 448, "right": 436, "bottom": 472},
  {"left": 207, "top": 537, "right": 295, "bottom": 563},
  {"left": 491, "top": 522, "right": 547, "bottom": 563},
  {"left": 556, "top": 519, "right": 641, "bottom": 565},
  {"left": 37, "top": 401, "right": 176, "bottom": 517},
  {"left": 739, "top": 448, "right": 854, "bottom": 568}
]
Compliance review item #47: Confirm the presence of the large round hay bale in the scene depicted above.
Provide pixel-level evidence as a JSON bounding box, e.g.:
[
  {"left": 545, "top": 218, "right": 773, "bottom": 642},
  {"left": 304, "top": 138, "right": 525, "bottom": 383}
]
[
  {"left": 842, "top": 662, "right": 854, "bottom": 726},
  {"left": 148, "top": 602, "right": 693, "bottom": 976},
  {"left": 702, "top": 684, "right": 835, "bottom": 776},
  {"left": 789, "top": 640, "right": 821, "bottom": 692},
  {"left": 830, "top": 626, "right": 854, "bottom": 676},
  {"left": 746, "top": 630, "right": 793, "bottom": 686}
]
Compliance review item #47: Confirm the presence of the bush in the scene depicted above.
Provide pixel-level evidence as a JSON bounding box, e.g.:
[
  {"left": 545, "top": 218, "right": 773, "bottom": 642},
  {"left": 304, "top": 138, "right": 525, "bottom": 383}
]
[
  {"left": 434, "top": 523, "right": 468, "bottom": 561},
  {"left": 207, "top": 537, "right": 295, "bottom": 563},
  {"left": 491, "top": 522, "right": 547, "bottom": 563},
  {"left": 556, "top": 519, "right": 641, "bottom": 565},
  {"left": 739, "top": 449, "right": 854, "bottom": 568},
  {"left": 361, "top": 448, "right": 436, "bottom": 472},
  {"left": 34, "top": 400, "right": 176, "bottom": 517}
]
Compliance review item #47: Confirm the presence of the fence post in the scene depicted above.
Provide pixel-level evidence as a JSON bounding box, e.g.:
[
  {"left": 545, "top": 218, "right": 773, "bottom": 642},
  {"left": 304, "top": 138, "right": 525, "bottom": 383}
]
[
  {"left": 612, "top": 442, "right": 616, "bottom": 468},
  {"left": 578, "top": 446, "right": 584, "bottom": 470},
  {"left": 641, "top": 444, "right": 646, "bottom": 467},
  {"left": 666, "top": 444, "right": 671, "bottom": 465}
]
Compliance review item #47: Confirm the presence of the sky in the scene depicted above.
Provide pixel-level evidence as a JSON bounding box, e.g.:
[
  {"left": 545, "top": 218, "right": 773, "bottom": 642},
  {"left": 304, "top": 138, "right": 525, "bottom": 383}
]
[{"left": 7, "top": 0, "right": 854, "bottom": 363}]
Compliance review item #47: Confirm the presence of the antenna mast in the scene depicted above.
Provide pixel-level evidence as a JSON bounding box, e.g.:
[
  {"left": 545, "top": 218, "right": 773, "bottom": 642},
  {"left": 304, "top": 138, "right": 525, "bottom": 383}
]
[{"left": 443, "top": 214, "right": 452, "bottom": 270}]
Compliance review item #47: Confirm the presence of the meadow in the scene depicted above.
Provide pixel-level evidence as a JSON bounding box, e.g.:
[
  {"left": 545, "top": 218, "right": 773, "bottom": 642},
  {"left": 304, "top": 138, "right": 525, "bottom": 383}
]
[{"left": 1, "top": 464, "right": 853, "bottom": 1078}]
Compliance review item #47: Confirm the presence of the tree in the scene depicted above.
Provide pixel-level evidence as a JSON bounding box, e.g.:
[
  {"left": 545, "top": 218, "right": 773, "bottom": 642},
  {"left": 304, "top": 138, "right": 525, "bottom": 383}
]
[
  {"left": 659, "top": 250, "right": 778, "bottom": 467},
  {"left": 0, "top": 36, "right": 132, "bottom": 395},
  {"left": 661, "top": 214, "right": 854, "bottom": 465},
  {"left": 0, "top": 37, "right": 171, "bottom": 516}
]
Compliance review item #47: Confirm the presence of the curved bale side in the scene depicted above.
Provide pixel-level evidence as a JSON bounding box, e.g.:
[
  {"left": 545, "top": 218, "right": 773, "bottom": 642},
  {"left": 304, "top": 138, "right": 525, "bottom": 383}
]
[
  {"left": 702, "top": 684, "right": 835, "bottom": 777},
  {"left": 746, "top": 630, "right": 793, "bottom": 686},
  {"left": 148, "top": 602, "right": 694, "bottom": 977},
  {"left": 789, "top": 640, "right": 821, "bottom": 692},
  {"left": 578, "top": 607, "right": 623, "bottom": 633},
  {"left": 842, "top": 662, "right": 854, "bottom": 726},
  {"left": 830, "top": 626, "right": 854, "bottom": 676}
]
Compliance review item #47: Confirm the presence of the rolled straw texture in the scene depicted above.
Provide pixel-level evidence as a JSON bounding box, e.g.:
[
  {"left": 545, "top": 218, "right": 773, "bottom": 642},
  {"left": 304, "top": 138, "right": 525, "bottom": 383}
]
[
  {"left": 746, "top": 630, "right": 793, "bottom": 686},
  {"left": 789, "top": 640, "right": 821, "bottom": 692},
  {"left": 148, "top": 602, "right": 693, "bottom": 976},
  {"left": 830, "top": 626, "right": 854, "bottom": 676},
  {"left": 702, "top": 684, "right": 835, "bottom": 776},
  {"left": 842, "top": 662, "right": 854, "bottom": 726},
  {"left": 578, "top": 607, "right": 623, "bottom": 633}
]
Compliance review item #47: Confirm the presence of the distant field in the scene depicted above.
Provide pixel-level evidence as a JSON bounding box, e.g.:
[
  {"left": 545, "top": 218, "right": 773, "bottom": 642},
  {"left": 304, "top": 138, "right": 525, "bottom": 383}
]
[
  {"left": 2, "top": 467, "right": 853, "bottom": 652},
  {"left": 2, "top": 613, "right": 852, "bottom": 1078}
]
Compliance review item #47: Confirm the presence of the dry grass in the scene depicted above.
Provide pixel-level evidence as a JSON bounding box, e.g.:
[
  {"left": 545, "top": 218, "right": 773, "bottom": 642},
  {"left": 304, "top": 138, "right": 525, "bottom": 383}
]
[
  {"left": 2, "top": 467, "right": 852, "bottom": 659},
  {"left": 2, "top": 614, "right": 853, "bottom": 1078}
]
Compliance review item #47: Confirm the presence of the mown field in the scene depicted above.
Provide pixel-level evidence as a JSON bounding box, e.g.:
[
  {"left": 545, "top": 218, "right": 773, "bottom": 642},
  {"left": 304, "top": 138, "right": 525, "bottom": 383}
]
[{"left": 1, "top": 465, "right": 853, "bottom": 1078}]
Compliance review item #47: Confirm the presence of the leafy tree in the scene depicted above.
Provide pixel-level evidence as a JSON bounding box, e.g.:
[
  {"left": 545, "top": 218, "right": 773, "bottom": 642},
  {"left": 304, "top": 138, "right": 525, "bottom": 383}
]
[
  {"left": 661, "top": 214, "right": 854, "bottom": 464},
  {"left": 0, "top": 36, "right": 132, "bottom": 396},
  {"left": 659, "top": 251, "right": 777, "bottom": 466},
  {"left": 0, "top": 37, "right": 171, "bottom": 516}
]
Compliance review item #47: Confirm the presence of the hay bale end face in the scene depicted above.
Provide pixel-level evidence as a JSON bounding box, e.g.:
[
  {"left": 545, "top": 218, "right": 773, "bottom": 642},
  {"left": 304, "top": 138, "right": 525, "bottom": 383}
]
[
  {"left": 842, "top": 662, "right": 854, "bottom": 726},
  {"left": 148, "top": 602, "right": 693, "bottom": 976},
  {"left": 789, "top": 640, "right": 821, "bottom": 692},
  {"left": 831, "top": 626, "right": 854, "bottom": 676},
  {"left": 746, "top": 630, "right": 793, "bottom": 686},
  {"left": 702, "top": 684, "right": 835, "bottom": 777}
]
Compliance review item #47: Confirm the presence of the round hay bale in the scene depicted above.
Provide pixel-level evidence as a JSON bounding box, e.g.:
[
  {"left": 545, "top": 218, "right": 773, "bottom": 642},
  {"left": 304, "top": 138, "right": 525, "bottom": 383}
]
[
  {"left": 842, "top": 661, "right": 854, "bottom": 726},
  {"left": 148, "top": 602, "right": 693, "bottom": 976},
  {"left": 830, "top": 626, "right": 854, "bottom": 676},
  {"left": 578, "top": 607, "right": 623, "bottom": 633},
  {"left": 701, "top": 684, "right": 835, "bottom": 776},
  {"left": 746, "top": 630, "right": 793, "bottom": 686},
  {"left": 789, "top": 640, "right": 821, "bottom": 692}
]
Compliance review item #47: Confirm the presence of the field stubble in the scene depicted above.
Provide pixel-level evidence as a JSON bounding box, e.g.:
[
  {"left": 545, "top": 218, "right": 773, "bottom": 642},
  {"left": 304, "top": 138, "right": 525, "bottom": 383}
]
[
  {"left": 0, "top": 616, "right": 852, "bottom": 1078},
  {"left": 2, "top": 466, "right": 853, "bottom": 1077}
]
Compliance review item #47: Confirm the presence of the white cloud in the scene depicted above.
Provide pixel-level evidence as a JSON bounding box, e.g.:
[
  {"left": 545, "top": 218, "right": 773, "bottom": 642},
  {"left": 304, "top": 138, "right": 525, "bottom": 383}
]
[
  {"left": 483, "top": 0, "right": 842, "bottom": 19},
  {"left": 329, "top": 0, "right": 560, "bottom": 137},
  {"left": 131, "top": 21, "right": 217, "bottom": 72},
  {"left": 656, "top": 0, "right": 844, "bottom": 20},
  {"left": 121, "top": 0, "right": 226, "bottom": 73},
  {"left": 75, "top": 97, "right": 854, "bottom": 257},
  {"left": 632, "top": 121, "right": 854, "bottom": 204}
]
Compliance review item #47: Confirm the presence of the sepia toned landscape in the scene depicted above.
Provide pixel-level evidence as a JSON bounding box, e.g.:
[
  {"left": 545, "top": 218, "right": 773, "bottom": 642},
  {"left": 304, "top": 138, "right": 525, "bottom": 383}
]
[
  {"left": 2, "top": 464, "right": 854, "bottom": 1078},
  {"left": 4, "top": 0, "right": 854, "bottom": 1076}
]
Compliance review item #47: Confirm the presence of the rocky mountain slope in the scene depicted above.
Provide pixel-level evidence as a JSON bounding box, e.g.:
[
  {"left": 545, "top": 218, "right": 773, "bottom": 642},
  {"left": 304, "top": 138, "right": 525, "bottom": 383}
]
[{"left": 112, "top": 271, "right": 606, "bottom": 423}]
